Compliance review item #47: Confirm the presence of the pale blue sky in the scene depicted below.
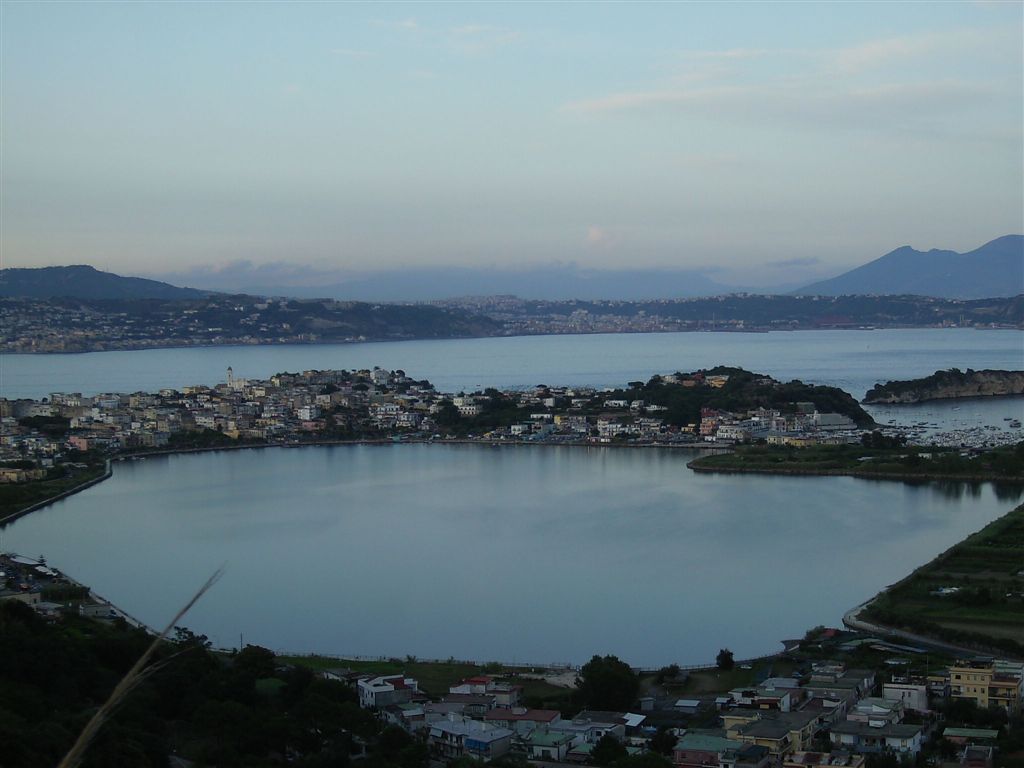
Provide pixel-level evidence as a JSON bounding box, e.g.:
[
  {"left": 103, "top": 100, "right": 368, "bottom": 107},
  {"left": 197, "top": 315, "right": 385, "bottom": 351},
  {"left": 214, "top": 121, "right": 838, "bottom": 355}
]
[{"left": 2, "top": 1, "right": 1021, "bottom": 287}]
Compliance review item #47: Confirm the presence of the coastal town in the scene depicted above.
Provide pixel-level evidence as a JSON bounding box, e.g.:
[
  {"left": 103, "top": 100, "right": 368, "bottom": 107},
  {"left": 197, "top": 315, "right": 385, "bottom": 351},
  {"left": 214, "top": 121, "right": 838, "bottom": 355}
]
[
  {"left": 0, "top": 366, "right": 875, "bottom": 475},
  {"left": 2, "top": 290, "right": 1021, "bottom": 354},
  {"left": 347, "top": 655, "right": 1020, "bottom": 768}
]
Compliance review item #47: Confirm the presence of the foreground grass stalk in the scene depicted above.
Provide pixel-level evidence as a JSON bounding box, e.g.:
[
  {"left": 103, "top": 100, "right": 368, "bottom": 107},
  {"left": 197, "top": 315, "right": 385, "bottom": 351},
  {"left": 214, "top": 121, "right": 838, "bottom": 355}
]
[{"left": 56, "top": 568, "right": 224, "bottom": 768}]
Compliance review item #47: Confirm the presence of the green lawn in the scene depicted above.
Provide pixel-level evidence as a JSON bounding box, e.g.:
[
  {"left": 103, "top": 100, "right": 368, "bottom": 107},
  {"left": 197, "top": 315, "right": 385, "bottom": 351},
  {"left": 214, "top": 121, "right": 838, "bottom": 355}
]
[
  {"left": 280, "top": 655, "right": 573, "bottom": 706},
  {"left": 690, "top": 443, "right": 1024, "bottom": 481},
  {"left": 0, "top": 463, "right": 107, "bottom": 521},
  {"left": 863, "top": 502, "right": 1024, "bottom": 654},
  {"left": 680, "top": 667, "right": 759, "bottom": 694}
]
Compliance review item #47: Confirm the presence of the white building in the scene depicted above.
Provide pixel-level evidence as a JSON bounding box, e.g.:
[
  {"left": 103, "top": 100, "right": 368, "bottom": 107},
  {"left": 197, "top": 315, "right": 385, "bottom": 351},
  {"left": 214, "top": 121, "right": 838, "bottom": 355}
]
[
  {"left": 830, "top": 721, "right": 923, "bottom": 755},
  {"left": 358, "top": 674, "right": 419, "bottom": 709},
  {"left": 883, "top": 681, "right": 929, "bottom": 714},
  {"left": 297, "top": 404, "right": 321, "bottom": 421},
  {"left": 429, "top": 715, "right": 513, "bottom": 762}
]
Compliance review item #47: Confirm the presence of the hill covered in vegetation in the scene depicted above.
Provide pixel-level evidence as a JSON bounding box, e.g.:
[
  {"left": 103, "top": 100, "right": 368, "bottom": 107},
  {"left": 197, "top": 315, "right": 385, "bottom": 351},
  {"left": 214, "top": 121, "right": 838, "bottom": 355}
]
[
  {"left": 863, "top": 369, "right": 1024, "bottom": 404},
  {"left": 0, "top": 600, "right": 433, "bottom": 768},
  {"left": 1, "top": 295, "right": 502, "bottom": 352},
  {"left": 0, "top": 265, "right": 210, "bottom": 301}
]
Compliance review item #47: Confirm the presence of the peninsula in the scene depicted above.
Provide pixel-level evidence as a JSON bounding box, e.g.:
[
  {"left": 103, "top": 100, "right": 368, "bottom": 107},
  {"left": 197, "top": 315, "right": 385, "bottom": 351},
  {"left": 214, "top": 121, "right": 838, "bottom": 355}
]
[
  {"left": 851, "top": 501, "right": 1024, "bottom": 656},
  {"left": 1, "top": 366, "right": 871, "bottom": 522},
  {"left": 863, "top": 368, "right": 1024, "bottom": 404},
  {"left": 687, "top": 441, "right": 1024, "bottom": 483}
]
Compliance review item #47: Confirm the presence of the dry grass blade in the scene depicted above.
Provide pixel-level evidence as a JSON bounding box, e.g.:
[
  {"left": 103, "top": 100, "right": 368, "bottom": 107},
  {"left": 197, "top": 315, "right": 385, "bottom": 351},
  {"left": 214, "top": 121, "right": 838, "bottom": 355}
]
[{"left": 56, "top": 567, "right": 224, "bottom": 768}]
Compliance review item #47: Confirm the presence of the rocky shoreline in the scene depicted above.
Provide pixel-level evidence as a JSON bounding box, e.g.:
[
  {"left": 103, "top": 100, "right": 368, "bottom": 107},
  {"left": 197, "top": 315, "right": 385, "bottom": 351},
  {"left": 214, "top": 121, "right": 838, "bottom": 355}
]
[{"left": 863, "top": 368, "right": 1024, "bottom": 404}]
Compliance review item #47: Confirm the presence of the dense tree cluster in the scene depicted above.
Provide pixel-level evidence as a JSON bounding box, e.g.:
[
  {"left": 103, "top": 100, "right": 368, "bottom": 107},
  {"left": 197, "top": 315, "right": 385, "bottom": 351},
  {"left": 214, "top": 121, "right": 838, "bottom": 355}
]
[
  {"left": 597, "top": 367, "right": 874, "bottom": 428},
  {"left": 575, "top": 655, "right": 640, "bottom": 712},
  {"left": 0, "top": 601, "right": 422, "bottom": 768}
]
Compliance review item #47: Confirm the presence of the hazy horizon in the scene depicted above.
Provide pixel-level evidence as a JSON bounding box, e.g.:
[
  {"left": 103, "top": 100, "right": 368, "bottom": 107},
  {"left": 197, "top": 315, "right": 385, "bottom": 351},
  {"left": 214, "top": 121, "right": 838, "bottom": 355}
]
[{"left": 3, "top": 3, "right": 1022, "bottom": 290}]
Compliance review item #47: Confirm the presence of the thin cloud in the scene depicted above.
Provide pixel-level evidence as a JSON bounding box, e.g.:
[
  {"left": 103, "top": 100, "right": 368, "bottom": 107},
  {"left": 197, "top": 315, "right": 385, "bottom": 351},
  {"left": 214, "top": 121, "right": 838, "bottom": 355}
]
[
  {"left": 331, "top": 48, "right": 373, "bottom": 59},
  {"left": 566, "top": 26, "right": 1009, "bottom": 114},
  {"left": 451, "top": 24, "right": 503, "bottom": 35},
  {"left": 670, "top": 152, "right": 742, "bottom": 170},
  {"left": 562, "top": 85, "right": 747, "bottom": 114},
  {"left": 371, "top": 17, "right": 418, "bottom": 31},
  {"left": 767, "top": 256, "right": 822, "bottom": 268},
  {"left": 370, "top": 18, "right": 519, "bottom": 55},
  {"left": 449, "top": 23, "right": 520, "bottom": 54},
  {"left": 560, "top": 25, "right": 1010, "bottom": 139},
  {"left": 676, "top": 47, "right": 778, "bottom": 61},
  {"left": 829, "top": 29, "right": 987, "bottom": 74}
]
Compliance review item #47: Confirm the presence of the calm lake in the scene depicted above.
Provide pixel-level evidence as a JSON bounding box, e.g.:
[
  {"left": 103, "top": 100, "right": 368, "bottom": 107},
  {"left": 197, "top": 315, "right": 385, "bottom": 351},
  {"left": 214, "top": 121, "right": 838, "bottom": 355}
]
[{"left": 5, "top": 444, "right": 1022, "bottom": 667}]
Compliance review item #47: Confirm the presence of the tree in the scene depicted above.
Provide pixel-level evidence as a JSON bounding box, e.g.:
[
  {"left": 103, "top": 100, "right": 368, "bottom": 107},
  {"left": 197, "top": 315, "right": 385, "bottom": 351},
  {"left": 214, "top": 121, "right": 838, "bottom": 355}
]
[
  {"left": 434, "top": 400, "right": 461, "bottom": 427},
  {"left": 650, "top": 727, "right": 678, "bottom": 755},
  {"left": 576, "top": 655, "right": 639, "bottom": 711},
  {"left": 173, "top": 626, "right": 212, "bottom": 650},
  {"left": 591, "top": 734, "right": 628, "bottom": 766},
  {"left": 716, "top": 648, "right": 734, "bottom": 671},
  {"left": 655, "top": 664, "right": 681, "bottom": 685}
]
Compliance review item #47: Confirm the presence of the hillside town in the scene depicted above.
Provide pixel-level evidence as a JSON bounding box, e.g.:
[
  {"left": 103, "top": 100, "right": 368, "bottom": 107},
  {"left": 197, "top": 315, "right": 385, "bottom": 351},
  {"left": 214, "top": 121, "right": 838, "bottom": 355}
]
[
  {"left": 337, "top": 654, "right": 1021, "bottom": 768},
  {"left": 0, "top": 367, "right": 871, "bottom": 474},
  {"left": 0, "top": 295, "right": 498, "bottom": 353},
  {"left": 3, "top": 290, "right": 1021, "bottom": 354}
]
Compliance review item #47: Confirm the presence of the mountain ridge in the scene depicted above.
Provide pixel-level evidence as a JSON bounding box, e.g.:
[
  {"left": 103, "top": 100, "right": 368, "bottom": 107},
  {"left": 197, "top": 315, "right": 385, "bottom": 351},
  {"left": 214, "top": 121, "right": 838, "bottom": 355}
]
[
  {"left": 4, "top": 235, "right": 1022, "bottom": 303},
  {"left": 793, "top": 235, "right": 1023, "bottom": 299},
  {"left": 0, "top": 264, "right": 210, "bottom": 300}
]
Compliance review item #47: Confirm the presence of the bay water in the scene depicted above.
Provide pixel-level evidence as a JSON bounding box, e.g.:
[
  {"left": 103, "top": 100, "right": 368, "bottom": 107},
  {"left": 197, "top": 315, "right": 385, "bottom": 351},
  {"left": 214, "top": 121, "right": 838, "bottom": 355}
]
[
  {"left": 3, "top": 328, "right": 1021, "bottom": 401},
  {"left": 3, "top": 328, "right": 1023, "bottom": 665}
]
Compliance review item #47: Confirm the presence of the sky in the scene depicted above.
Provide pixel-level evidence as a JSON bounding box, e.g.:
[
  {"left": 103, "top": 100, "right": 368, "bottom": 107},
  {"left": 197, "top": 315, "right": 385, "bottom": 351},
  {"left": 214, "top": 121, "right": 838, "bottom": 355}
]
[{"left": 2, "top": 1, "right": 1022, "bottom": 290}]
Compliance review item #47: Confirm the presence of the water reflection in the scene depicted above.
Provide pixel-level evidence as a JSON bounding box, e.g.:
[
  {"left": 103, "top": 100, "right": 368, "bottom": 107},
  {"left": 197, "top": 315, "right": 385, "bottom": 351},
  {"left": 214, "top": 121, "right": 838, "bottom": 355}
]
[
  {"left": 993, "top": 483, "right": 1024, "bottom": 502},
  {"left": 930, "top": 480, "right": 983, "bottom": 500}
]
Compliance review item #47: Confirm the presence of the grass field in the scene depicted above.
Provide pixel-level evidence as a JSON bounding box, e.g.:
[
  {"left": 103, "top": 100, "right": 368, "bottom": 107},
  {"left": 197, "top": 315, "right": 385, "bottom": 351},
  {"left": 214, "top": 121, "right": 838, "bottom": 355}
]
[
  {"left": 0, "top": 463, "right": 107, "bottom": 522},
  {"left": 280, "top": 655, "right": 575, "bottom": 707},
  {"left": 864, "top": 502, "right": 1024, "bottom": 653},
  {"left": 689, "top": 443, "right": 1024, "bottom": 482}
]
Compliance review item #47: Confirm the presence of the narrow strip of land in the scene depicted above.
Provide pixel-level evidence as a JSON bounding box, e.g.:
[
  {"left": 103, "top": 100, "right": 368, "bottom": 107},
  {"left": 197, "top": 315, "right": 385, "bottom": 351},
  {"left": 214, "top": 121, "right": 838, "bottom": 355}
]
[
  {"left": 847, "top": 502, "right": 1024, "bottom": 659},
  {"left": 687, "top": 443, "right": 1024, "bottom": 484}
]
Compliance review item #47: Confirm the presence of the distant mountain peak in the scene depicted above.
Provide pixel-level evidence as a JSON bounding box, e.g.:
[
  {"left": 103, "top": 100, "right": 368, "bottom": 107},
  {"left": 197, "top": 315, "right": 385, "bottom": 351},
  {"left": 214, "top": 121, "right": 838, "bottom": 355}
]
[
  {"left": 794, "top": 235, "right": 1023, "bottom": 299},
  {"left": 0, "top": 265, "right": 210, "bottom": 301}
]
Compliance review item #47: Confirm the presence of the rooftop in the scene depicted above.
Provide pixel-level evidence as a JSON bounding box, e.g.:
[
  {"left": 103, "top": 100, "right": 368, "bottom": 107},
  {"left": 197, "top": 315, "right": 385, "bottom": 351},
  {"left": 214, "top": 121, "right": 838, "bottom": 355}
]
[
  {"left": 943, "top": 728, "right": 1000, "bottom": 740},
  {"left": 676, "top": 733, "right": 742, "bottom": 753},
  {"left": 831, "top": 721, "right": 922, "bottom": 739},
  {"left": 527, "top": 730, "right": 576, "bottom": 747},
  {"left": 484, "top": 708, "right": 560, "bottom": 723},
  {"left": 430, "top": 718, "right": 513, "bottom": 743}
]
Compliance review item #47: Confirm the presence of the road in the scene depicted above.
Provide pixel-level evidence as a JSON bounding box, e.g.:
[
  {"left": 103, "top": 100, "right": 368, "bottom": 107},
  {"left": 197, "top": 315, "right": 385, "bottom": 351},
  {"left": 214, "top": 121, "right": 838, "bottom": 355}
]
[{"left": 842, "top": 600, "right": 1022, "bottom": 660}]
